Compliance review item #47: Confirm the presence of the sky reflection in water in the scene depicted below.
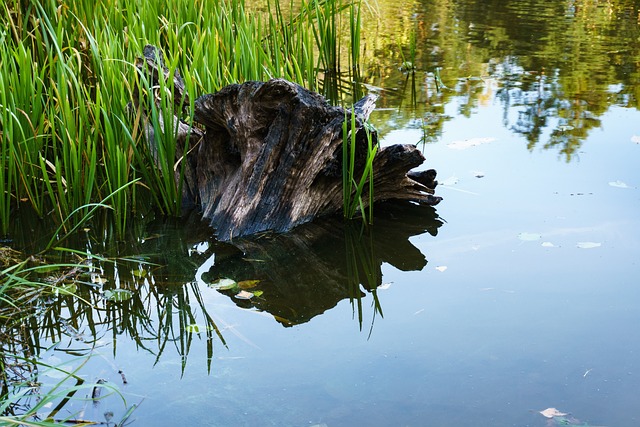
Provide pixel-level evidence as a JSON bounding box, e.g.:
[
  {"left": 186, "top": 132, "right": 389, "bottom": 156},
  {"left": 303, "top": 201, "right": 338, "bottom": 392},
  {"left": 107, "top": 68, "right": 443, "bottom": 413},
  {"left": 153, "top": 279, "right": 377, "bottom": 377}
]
[
  {"left": 76, "top": 91, "right": 640, "bottom": 426},
  {"left": 8, "top": 0, "right": 640, "bottom": 425}
]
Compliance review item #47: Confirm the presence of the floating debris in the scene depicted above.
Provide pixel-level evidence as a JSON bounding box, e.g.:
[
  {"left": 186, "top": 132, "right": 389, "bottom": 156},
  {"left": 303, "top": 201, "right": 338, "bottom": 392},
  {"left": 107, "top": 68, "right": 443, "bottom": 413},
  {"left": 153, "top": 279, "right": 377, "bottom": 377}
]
[
  {"left": 92, "top": 379, "right": 107, "bottom": 401},
  {"left": 518, "top": 232, "right": 541, "bottom": 241},
  {"left": 577, "top": 242, "right": 601, "bottom": 249},
  {"left": 118, "top": 369, "right": 128, "bottom": 384},
  {"left": 447, "top": 137, "right": 496, "bottom": 150},
  {"left": 539, "top": 407, "right": 568, "bottom": 419},
  {"left": 210, "top": 278, "right": 237, "bottom": 290},
  {"left": 234, "top": 290, "right": 254, "bottom": 300},
  {"left": 608, "top": 180, "right": 629, "bottom": 188}
]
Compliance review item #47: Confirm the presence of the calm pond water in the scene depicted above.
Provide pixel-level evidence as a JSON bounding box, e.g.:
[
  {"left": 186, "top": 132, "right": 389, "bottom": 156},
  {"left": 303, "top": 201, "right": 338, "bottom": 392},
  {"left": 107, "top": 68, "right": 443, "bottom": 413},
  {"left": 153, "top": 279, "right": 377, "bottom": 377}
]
[{"left": 6, "top": 0, "right": 640, "bottom": 426}]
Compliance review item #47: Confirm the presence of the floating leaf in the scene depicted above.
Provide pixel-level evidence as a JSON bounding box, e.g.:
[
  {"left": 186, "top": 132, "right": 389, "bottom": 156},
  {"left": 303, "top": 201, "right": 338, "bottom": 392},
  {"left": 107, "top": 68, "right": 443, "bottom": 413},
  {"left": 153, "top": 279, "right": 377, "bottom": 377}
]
[
  {"left": 57, "top": 283, "right": 77, "bottom": 295},
  {"left": 539, "top": 408, "right": 568, "bottom": 419},
  {"left": 185, "top": 324, "right": 201, "bottom": 333},
  {"left": 273, "top": 314, "right": 293, "bottom": 325},
  {"left": 210, "top": 278, "right": 237, "bottom": 290},
  {"left": 91, "top": 275, "right": 108, "bottom": 284},
  {"left": 235, "top": 290, "right": 254, "bottom": 300},
  {"left": 608, "top": 180, "right": 629, "bottom": 188},
  {"left": 518, "top": 232, "right": 541, "bottom": 241},
  {"left": 447, "top": 137, "right": 495, "bottom": 150},
  {"left": 238, "top": 280, "right": 260, "bottom": 289},
  {"left": 103, "top": 289, "right": 133, "bottom": 302},
  {"left": 577, "top": 242, "right": 601, "bottom": 249},
  {"left": 252, "top": 290, "right": 264, "bottom": 298},
  {"left": 132, "top": 269, "right": 147, "bottom": 278}
]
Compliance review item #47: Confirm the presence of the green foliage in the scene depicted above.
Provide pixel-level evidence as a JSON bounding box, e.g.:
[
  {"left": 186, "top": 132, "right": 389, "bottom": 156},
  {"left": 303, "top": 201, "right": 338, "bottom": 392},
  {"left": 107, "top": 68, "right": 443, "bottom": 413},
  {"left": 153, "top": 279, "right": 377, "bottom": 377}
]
[
  {"left": 342, "top": 108, "right": 377, "bottom": 222},
  {"left": 0, "top": 353, "right": 132, "bottom": 426},
  {"left": 0, "top": 0, "right": 367, "bottom": 236}
]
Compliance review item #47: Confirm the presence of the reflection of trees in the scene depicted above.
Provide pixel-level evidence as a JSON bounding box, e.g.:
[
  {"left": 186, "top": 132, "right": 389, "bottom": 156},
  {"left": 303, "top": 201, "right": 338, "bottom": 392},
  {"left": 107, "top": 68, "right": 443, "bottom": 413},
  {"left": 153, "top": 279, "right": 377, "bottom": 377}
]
[
  {"left": 353, "top": 0, "right": 640, "bottom": 157},
  {"left": 493, "top": 61, "right": 603, "bottom": 160}
]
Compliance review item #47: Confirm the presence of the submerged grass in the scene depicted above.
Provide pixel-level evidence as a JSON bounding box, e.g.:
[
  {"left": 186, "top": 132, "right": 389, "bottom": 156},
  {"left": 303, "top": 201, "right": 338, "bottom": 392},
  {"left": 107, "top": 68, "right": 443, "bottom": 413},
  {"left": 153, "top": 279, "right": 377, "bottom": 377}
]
[
  {"left": 0, "top": 0, "right": 369, "bottom": 237},
  {"left": 0, "top": 228, "right": 221, "bottom": 424},
  {"left": 0, "top": 244, "right": 135, "bottom": 426}
]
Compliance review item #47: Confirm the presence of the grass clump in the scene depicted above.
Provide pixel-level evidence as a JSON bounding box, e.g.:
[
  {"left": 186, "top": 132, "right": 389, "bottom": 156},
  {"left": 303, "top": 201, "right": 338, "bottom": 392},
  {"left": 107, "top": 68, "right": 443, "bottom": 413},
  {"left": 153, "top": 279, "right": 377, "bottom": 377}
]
[
  {"left": 342, "top": 108, "right": 377, "bottom": 223},
  {"left": 0, "top": 0, "right": 369, "bottom": 237}
]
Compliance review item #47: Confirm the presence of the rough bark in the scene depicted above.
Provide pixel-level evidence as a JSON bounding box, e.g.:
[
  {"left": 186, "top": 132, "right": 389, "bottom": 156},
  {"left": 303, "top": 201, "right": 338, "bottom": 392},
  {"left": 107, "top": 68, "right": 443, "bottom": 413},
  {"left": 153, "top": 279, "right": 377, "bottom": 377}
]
[{"left": 133, "top": 45, "right": 441, "bottom": 241}]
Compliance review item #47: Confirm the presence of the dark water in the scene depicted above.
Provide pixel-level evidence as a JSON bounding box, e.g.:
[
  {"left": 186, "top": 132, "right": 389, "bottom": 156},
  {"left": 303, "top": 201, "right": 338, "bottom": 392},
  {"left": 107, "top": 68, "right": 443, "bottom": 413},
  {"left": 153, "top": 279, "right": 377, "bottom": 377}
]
[{"left": 6, "top": 0, "right": 640, "bottom": 425}]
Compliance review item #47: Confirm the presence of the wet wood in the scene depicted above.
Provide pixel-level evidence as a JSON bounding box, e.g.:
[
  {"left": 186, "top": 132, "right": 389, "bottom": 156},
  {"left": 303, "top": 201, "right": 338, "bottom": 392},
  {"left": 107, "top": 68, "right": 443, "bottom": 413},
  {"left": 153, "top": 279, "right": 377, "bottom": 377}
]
[{"left": 133, "top": 45, "right": 441, "bottom": 241}]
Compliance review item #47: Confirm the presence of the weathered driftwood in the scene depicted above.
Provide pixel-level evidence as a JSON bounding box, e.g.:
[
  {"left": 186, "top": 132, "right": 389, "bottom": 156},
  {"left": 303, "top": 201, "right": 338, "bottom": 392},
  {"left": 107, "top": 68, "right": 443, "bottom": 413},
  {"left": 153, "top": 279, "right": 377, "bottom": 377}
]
[{"left": 134, "top": 45, "right": 441, "bottom": 241}]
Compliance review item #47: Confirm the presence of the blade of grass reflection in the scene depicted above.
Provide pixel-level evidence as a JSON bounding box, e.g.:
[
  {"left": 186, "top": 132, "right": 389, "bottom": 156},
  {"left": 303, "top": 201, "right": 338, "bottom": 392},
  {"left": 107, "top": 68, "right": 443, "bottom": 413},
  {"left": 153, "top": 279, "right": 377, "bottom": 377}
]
[
  {"left": 344, "top": 221, "right": 384, "bottom": 332},
  {"left": 188, "top": 282, "right": 227, "bottom": 373},
  {"left": 345, "top": 223, "right": 365, "bottom": 329}
]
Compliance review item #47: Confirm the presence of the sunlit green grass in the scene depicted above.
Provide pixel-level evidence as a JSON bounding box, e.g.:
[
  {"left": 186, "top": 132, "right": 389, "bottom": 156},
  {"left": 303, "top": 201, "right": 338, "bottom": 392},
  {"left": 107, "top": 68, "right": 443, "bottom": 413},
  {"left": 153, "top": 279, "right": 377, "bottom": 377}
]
[
  {"left": 0, "top": 0, "right": 369, "bottom": 236},
  {"left": 1, "top": 1, "right": 372, "bottom": 415},
  {"left": 342, "top": 107, "right": 377, "bottom": 222}
]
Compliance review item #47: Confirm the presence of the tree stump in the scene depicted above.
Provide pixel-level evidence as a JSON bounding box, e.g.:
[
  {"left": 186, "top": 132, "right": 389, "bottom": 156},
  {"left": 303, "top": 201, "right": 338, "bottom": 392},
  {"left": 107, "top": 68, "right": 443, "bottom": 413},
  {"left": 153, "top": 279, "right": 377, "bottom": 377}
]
[{"left": 134, "top": 45, "right": 441, "bottom": 241}]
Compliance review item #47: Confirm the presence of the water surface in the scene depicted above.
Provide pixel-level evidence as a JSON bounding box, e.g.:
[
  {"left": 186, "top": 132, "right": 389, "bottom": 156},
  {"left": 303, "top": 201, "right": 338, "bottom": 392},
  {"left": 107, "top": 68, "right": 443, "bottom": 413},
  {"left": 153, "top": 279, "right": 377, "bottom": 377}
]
[{"left": 6, "top": 0, "right": 640, "bottom": 425}]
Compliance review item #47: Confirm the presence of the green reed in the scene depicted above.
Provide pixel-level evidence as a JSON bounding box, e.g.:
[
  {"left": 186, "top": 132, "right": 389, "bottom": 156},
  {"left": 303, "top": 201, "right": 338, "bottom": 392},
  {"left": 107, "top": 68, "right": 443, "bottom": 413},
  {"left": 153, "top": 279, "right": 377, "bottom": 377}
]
[
  {"left": 349, "top": 0, "right": 362, "bottom": 71},
  {"left": 0, "top": 64, "right": 16, "bottom": 234},
  {"left": 266, "top": 0, "right": 317, "bottom": 87},
  {"left": 0, "top": 0, "right": 368, "bottom": 236},
  {"left": 0, "top": 20, "right": 49, "bottom": 231},
  {"left": 342, "top": 108, "right": 377, "bottom": 222},
  {"left": 0, "top": 354, "right": 132, "bottom": 426}
]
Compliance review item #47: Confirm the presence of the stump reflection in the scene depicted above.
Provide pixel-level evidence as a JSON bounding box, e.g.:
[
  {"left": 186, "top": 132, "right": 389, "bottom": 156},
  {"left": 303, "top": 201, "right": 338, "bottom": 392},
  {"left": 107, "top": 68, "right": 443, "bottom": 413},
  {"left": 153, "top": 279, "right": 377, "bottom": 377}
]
[{"left": 204, "top": 201, "right": 444, "bottom": 326}]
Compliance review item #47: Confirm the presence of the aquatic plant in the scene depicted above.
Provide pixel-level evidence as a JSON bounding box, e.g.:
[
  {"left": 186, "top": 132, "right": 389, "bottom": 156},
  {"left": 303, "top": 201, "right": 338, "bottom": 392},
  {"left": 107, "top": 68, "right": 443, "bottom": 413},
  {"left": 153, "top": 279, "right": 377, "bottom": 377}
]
[
  {"left": 342, "top": 108, "right": 377, "bottom": 222},
  {"left": 0, "top": 244, "right": 137, "bottom": 426},
  {"left": 0, "top": 0, "right": 368, "bottom": 237}
]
